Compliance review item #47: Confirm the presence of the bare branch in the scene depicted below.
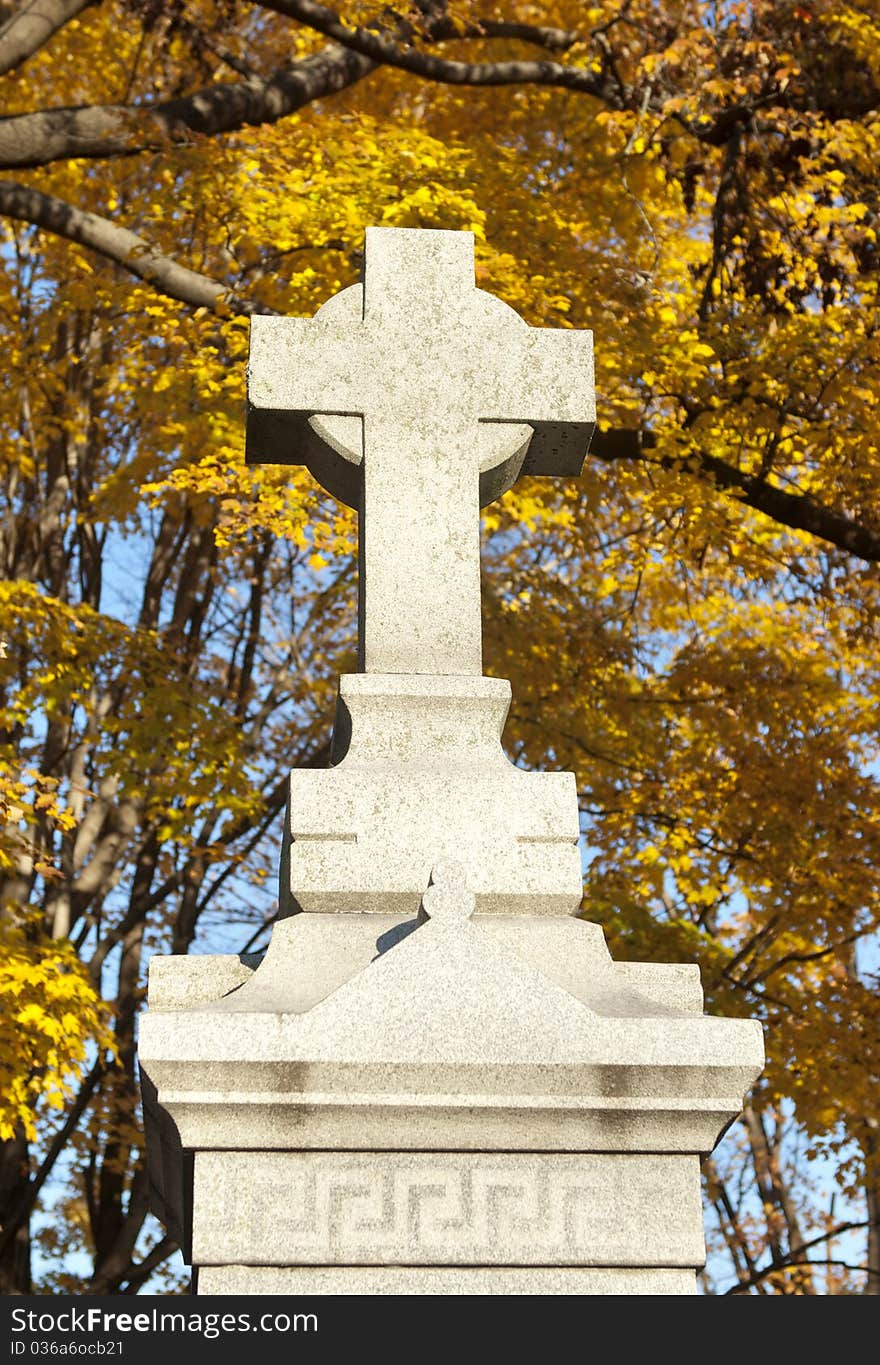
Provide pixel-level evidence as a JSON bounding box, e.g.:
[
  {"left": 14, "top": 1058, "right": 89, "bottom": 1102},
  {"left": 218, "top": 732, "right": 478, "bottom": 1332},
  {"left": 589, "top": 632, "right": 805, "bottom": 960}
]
[
  {"left": 0, "top": 180, "right": 256, "bottom": 312},
  {"left": 0, "top": 43, "right": 374, "bottom": 169},
  {"left": 260, "top": 0, "right": 619, "bottom": 101},
  {"left": 703, "top": 1154, "right": 761, "bottom": 1288},
  {"left": 0, "top": 0, "right": 97, "bottom": 75},
  {"left": 589, "top": 427, "right": 880, "bottom": 564},
  {"left": 725, "top": 1221, "right": 872, "bottom": 1293},
  {"left": 0, "top": 1056, "right": 105, "bottom": 1261},
  {"left": 118, "top": 1235, "right": 178, "bottom": 1295}
]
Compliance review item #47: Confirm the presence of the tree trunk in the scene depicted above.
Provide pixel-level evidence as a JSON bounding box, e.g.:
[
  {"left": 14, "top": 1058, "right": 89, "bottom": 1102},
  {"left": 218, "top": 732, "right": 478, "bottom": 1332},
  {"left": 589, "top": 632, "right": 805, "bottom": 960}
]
[{"left": 0, "top": 1131, "right": 31, "bottom": 1293}]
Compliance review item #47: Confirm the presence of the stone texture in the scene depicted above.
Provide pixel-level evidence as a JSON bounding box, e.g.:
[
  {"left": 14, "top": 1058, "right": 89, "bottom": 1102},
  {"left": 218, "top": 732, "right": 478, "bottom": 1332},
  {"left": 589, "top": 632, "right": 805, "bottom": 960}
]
[
  {"left": 196, "top": 1267, "right": 697, "bottom": 1296},
  {"left": 147, "top": 952, "right": 261, "bottom": 1010},
  {"left": 280, "top": 674, "right": 582, "bottom": 916},
  {"left": 144, "top": 912, "right": 704, "bottom": 1020},
  {"left": 246, "top": 227, "right": 594, "bottom": 676},
  {"left": 139, "top": 226, "right": 764, "bottom": 1299},
  {"left": 481, "top": 917, "right": 705, "bottom": 1014},
  {"left": 138, "top": 887, "right": 763, "bottom": 1168},
  {"left": 191, "top": 1151, "right": 704, "bottom": 1267},
  {"left": 247, "top": 230, "right": 591, "bottom": 916}
]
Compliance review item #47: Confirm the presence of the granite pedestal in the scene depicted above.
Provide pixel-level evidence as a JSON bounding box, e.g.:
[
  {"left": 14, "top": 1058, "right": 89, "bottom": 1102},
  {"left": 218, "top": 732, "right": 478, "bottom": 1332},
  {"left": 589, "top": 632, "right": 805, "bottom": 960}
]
[{"left": 138, "top": 226, "right": 763, "bottom": 1295}]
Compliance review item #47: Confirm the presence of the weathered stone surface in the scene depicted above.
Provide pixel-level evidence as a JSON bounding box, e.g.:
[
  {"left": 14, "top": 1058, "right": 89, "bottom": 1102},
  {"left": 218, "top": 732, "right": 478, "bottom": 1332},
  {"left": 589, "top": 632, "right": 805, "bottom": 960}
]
[
  {"left": 247, "top": 227, "right": 594, "bottom": 675},
  {"left": 196, "top": 1266, "right": 697, "bottom": 1295},
  {"left": 145, "top": 912, "right": 704, "bottom": 1019},
  {"left": 138, "top": 896, "right": 763, "bottom": 1168},
  {"left": 147, "top": 952, "right": 260, "bottom": 1011},
  {"left": 480, "top": 916, "right": 705, "bottom": 1014},
  {"left": 139, "top": 226, "right": 764, "bottom": 1299},
  {"left": 247, "top": 231, "right": 590, "bottom": 916},
  {"left": 281, "top": 674, "right": 582, "bottom": 915},
  {"left": 191, "top": 1151, "right": 704, "bottom": 1267}
]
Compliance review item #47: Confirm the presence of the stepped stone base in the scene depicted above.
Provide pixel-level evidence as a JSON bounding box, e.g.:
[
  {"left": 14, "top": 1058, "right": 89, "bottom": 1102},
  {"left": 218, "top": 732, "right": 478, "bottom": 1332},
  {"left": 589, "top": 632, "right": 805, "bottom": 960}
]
[
  {"left": 140, "top": 230, "right": 764, "bottom": 1298},
  {"left": 281, "top": 674, "right": 583, "bottom": 916},
  {"left": 139, "top": 894, "right": 763, "bottom": 1297}
]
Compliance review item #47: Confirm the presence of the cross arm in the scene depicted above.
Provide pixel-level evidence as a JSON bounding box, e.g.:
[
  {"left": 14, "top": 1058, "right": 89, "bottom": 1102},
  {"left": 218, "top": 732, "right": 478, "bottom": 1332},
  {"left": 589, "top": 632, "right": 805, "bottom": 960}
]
[
  {"left": 247, "top": 314, "right": 370, "bottom": 417},
  {"left": 483, "top": 328, "right": 595, "bottom": 479}
]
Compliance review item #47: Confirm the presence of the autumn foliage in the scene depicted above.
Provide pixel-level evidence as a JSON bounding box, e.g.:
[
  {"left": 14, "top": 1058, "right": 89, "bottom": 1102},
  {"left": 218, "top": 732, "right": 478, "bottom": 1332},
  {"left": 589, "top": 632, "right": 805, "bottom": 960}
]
[{"left": 0, "top": 0, "right": 878, "bottom": 1293}]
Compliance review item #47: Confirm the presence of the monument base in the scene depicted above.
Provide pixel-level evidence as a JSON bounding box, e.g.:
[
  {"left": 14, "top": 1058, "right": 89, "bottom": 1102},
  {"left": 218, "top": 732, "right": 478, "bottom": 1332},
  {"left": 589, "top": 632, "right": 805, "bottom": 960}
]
[{"left": 139, "top": 880, "right": 763, "bottom": 1297}]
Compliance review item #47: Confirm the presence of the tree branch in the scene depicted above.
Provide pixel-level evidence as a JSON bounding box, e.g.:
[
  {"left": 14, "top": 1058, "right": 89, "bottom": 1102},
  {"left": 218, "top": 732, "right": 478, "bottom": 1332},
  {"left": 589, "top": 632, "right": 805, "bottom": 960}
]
[
  {"left": 260, "top": 2, "right": 581, "bottom": 55},
  {"left": 259, "top": 0, "right": 620, "bottom": 101},
  {"left": 589, "top": 428, "right": 880, "bottom": 564},
  {"left": 0, "top": 1056, "right": 105, "bottom": 1262},
  {"left": 263, "top": 2, "right": 879, "bottom": 149},
  {"left": 458, "top": 19, "right": 579, "bottom": 54},
  {"left": 725, "top": 1220, "right": 872, "bottom": 1293},
  {"left": 5, "top": 180, "right": 876, "bottom": 567},
  {"left": 0, "top": 42, "right": 375, "bottom": 169},
  {"left": 118, "top": 1234, "right": 177, "bottom": 1295},
  {"left": 703, "top": 1154, "right": 761, "bottom": 1288},
  {"left": 0, "top": 0, "right": 97, "bottom": 75},
  {"left": 0, "top": 180, "right": 257, "bottom": 312}
]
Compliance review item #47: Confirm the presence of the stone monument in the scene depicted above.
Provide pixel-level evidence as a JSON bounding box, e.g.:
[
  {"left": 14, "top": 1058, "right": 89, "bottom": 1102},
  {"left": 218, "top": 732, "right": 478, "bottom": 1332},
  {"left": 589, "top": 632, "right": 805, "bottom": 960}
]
[{"left": 138, "top": 227, "right": 764, "bottom": 1295}]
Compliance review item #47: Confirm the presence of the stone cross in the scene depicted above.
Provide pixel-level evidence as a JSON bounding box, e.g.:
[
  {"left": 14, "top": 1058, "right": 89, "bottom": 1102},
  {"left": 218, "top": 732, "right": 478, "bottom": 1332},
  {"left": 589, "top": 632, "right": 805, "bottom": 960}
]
[{"left": 246, "top": 228, "right": 595, "bottom": 675}]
